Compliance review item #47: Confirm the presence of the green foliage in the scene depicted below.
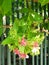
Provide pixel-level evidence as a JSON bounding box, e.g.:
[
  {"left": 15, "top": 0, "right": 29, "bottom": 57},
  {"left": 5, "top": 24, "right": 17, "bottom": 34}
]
[
  {"left": 0, "top": 0, "right": 49, "bottom": 16},
  {"left": 43, "top": 21, "right": 49, "bottom": 30},
  {"left": 0, "top": 0, "right": 14, "bottom": 15},
  {"left": 0, "top": 14, "right": 3, "bottom": 36},
  {"left": 39, "top": 0, "right": 49, "bottom": 6},
  {"left": 2, "top": 15, "right": 44, "bottom": 56},
  {"left": 0, "top": 0, "right": 4, "bottom": 6},
  {"left": 19, "top": 45, "right": 25, "bottom": 53}
]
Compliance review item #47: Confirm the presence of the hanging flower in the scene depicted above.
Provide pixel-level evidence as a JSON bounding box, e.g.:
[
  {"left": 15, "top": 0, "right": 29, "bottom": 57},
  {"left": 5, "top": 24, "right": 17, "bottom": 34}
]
[
  {"left": 33, "top": 42, "right": 39, "bottom": 47},
  {"left": 19, "top": 53, "right": 29, "bottom": 58},
  {"left": 20, "top": 37, "right": 27, "bottom": 46},
  {"left": 13, "top": 48, "right": 20, "bottom": 55},
  {"left": 32, "top": 42, "right": 40, "bottom": 55},
  {"left": 32, "top": 47, "right": 40, "bottom": 54}
]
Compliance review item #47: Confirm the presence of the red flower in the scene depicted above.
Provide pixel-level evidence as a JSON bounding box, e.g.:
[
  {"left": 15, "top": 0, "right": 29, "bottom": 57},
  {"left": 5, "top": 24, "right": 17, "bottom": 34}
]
[
  {"left": 33, "top": 42, "right": 39, "bottom": 47},
  {"left": 13, "top": 48, "right": 20, "bottom": 55},
  {"left": 21, "top": 37, "right": 26, "bottom": 46},
  {"left": 19, "top": 53, "right": 26, "bottom": 58}
]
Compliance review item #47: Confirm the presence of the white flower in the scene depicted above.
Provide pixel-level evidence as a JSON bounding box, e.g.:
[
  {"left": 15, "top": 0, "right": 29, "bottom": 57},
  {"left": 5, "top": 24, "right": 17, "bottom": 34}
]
[
  {"left": 26, "top": 55, "right": 29, "bottom": 58},
  {"left": 32, "top": 47, "right": 40, "bottom": 54}
]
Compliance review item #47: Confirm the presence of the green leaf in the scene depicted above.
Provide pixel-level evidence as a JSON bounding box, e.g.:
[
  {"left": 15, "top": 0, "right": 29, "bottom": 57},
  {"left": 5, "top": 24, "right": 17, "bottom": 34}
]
[
  {"left": 19, "top": 8, "right": 29, "bottom": 13},
  {"left": 1, "top": 0, "right": 14, "bottom": 15},
  {"left": 43, "top": 21, "right": 49, "bottom": 30},
  {"left": 0, "top": 0, "right": 4, "bottom": 6},
  {"left": 31, "top": 12, "right": 43, "bottom": 23},
  {"left": 19, "top": 0, "right": 22, "bottom": 2},
  {"left": 39, "top": 0, "right": 49, "bottom": 6},
  {"left": 2, "top": 37, "right": 11, "bottom": 45},
  {"left": 19, "top": 45, "right": 25, "bottom": 53},
  {"left": 0, "top": 14, "right": 3, "bottom": 36},
  {"left": 27, "top": 32, "right": 36, "bottom": 40},
  {"left": 25, "top": 45, "right": 32, "bottom": 54}
]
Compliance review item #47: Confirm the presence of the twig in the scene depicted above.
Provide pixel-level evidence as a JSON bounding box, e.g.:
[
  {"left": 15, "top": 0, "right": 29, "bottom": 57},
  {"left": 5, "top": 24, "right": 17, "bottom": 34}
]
[
  {"left": 42, "top": 28, "right": 49, "bottom": 34},
  {"left": 3, "top": 25, "right": 13, "bottom": 28},
  {"left": 0, "top": 25, "right": 12, "bottom": 28}
]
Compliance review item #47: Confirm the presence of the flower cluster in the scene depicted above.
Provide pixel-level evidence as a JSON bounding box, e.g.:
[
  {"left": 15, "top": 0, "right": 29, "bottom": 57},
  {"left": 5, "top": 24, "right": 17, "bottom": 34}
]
[
  {"left": 13, "top": 37, "right": 40, "bottom": 58},
  {"left": 13, "top": 48, "right": 29, "bottom": 58},
  {"left": 13, "top": 37, "right": 29, "bottom": 58}
]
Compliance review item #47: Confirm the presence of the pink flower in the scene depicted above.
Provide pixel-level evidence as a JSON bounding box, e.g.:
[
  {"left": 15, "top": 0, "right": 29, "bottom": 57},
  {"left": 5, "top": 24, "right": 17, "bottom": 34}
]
[
  {"left": 33, "top": 42, "right": 39, "bottom": 47},
  {"left": 13, "top": 48, "right": 20, "bottom": 55},
  {"left": 32, "top": 42, "right": 40, "bottom": 54},
  {"left": 19, "top": 53, "right": 27, "bottom": 58},
  {"left": 21, "top": 37, "right": 26, "bottom": 46}
]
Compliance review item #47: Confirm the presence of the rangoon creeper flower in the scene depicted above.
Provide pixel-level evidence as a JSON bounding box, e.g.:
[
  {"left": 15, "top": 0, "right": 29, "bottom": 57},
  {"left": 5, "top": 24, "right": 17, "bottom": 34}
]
[
  {"left": 32, "top": 47, "right": 40, "bottom": 54},
  {"left": 33, "top": 42, "right": 39, "bottom": 47},
  {"left": 26, "top": 55, "right": 29, "bottom": 58},
  {"left": 13, "top": 48, "right": 29, "bottom": 58},
  {"left": 13, "top": 48, "right": 20, "bottom": 55},
  {"left": 19, "top": 53, "right": 29, "bottom": 58},
  {"left": 32, "top": 42, "right": 40, "bottom": 54},
  {"left": 21, "top": 37, "right": 27, "bottom": 46}
]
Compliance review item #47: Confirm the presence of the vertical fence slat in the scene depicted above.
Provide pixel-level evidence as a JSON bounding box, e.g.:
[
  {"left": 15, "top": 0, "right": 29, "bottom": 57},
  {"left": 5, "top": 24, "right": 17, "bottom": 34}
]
[
  {"left": 1, "top": 31, "right": 5, "bottom": 65},
  {"left": 35, "top": 2, "right": 39, "bottom": 65},
  {"left": 12, "top": 2, "right": 17, "bottom": 65},
  {"left": 12, "top": 2, "right": 14, "bottom": 23},
  {"left": 22, "top": 0, "right": 26, "bottom": 65},
  {"left": 36, "top": 56, "right": 38, "bottom": 65},
  {"left": 0, "top": 44, "right": 1, "bottom": 65},
  {"left": 17, "top": 0, "right": 19, "bottom": 18},
  {"left": 22, "top": 0, "right": 24, "bottom": 16},
  {"left": 31, "top": 0, "right": 34, "bottom": 10},
  {"left": 7, "top": 48, "right": 11, "bottom": 65},
  {"left": 23, "top": 59, "right": 26, "bottom": 65},
  {"left": 48, "top": 4, "right": 49, "bottom": 17},
  {"left": 33, "top": 1, "right": 38, "bottom": 12},
  {"left": 44, "top": 4, "right": 47, "bottom": 65},
  {"left": 13, "top": 53, "right": 16, "bottom": 65},
  {"left": 48, "top": 3, "right": 49, "bottom": 65},
  {"left": 1, "top": 45, "right": 5, "bottom": 65},
  {"left": 32, "top": 56, "right": 34, "bottom": 65},
  {"left": 1, "top": 15, "right": 5, "bottom": 65},
  {"left": 26, "top": 0, "right": 29, "bottom": 8},
  {"left": 44, "top": 5, "right": 46, "bottom": 20},
  {"left": 48, "top": 34, "right": 49, "bottom": 65},
  {"left": 6, "top": 16, "right": 11, "bottom": 65},
  {"left": 19, "top": 59, "right": 22, "bottom": 65},
  {"left": 39, "top": 3, "right": 43, "bottom": 65},
  {"left": 40, "top": 44, "right": 43, "bottom": 65},
  {"left": 44, "top": 34, "right": 47, "bottom": 65}
]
